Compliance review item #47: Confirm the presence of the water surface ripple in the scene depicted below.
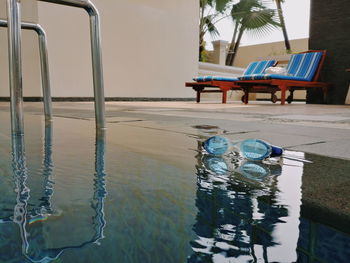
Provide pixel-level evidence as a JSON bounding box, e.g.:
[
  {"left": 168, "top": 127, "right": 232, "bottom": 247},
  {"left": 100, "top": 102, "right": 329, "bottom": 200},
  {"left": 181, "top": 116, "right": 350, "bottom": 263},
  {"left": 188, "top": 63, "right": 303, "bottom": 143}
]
[{"left": 0, "top": 115, "right": 349, "bottom": 263}]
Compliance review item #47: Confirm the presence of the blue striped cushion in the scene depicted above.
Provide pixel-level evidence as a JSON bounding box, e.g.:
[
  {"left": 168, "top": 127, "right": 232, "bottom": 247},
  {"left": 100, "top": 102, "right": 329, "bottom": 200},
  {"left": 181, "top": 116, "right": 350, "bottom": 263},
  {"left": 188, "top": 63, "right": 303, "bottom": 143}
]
[
  {"left": 194, "top": 60, "right": 276, "bottom": 82},
  {"left": 238, "top": 52, "right": 323, "bottom": 81},
  {"left": 286, "top": 52, "right": 323, "bottom": 81},
  {"left": 193, "top": 76, "right": 238, "bottom": 82},
  {"left": 243, "top": 60, "right": 276, "bottom": 75}
]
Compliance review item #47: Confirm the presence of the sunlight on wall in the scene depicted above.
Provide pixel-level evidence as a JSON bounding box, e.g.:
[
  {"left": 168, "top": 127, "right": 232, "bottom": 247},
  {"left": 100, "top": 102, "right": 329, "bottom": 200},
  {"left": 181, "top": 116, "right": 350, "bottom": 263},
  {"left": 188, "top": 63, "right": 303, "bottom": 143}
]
[{"left": 37, "top": 0, "right": 198, "bottom": 98}]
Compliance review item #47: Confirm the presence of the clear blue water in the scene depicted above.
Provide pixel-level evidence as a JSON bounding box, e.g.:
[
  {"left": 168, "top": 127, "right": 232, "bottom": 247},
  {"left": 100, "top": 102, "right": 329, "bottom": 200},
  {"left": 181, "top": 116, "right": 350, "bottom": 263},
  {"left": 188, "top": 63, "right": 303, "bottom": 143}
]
[{"left": 0, "top": 113, "right": 349, "bottom": 262}]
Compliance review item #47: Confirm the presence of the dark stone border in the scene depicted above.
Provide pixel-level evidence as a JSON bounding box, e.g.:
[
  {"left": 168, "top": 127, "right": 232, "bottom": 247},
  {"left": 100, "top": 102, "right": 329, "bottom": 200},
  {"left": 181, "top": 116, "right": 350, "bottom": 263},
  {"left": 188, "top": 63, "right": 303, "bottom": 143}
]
[
  {"left": 309, "top": 0, "right": 350, "bottom": 104},
  {"left": 301, "top": 201, "right": 350, "bottom": 235},
  {"left": 0, "top": 97, "right": 196, "bottom": 102}
]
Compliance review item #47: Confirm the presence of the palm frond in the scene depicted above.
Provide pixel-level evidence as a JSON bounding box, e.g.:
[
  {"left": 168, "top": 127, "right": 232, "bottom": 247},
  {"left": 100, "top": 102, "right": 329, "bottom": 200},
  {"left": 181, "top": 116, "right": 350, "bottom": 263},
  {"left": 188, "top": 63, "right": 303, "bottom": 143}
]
[
  {"left": 230, "top": 0, "right": 279, "bottom": 35},
  {"left": 243, "top": 8, "right": 280, "bottom": 38},
  {"left": 231, "top": 0, "right": 266, "bottom": 21},
  {"left": 203, "top": 16, "right": 220, "bottom": 38},
  {"left": 243, "top": 9, "right": 279, "bottom": 28},
  {"left": 215, "top": 0, "right": 232, "bottom": 12}
]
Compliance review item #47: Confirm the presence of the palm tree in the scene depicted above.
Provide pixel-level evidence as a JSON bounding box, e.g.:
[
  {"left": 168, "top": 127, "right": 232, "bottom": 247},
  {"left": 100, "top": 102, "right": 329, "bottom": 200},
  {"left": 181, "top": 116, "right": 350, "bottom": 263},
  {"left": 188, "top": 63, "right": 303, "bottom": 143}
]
[
  {"left": 199, "top": 0, "right": 231, "bottom": 61},
  {"left": 226, "top": 0, "right": 279, "bottom": 66},
  {"left": 274, "top": 0, "right": 291, "bottom": 52}
]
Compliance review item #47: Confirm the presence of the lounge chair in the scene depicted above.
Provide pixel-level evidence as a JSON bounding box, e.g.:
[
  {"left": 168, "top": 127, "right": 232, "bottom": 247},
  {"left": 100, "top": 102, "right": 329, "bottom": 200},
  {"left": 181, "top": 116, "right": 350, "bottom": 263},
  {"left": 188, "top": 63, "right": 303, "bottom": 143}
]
[
  {"left": 186, "top": 60, "right": 276, "bottom": 103},
  {"left": 236, "top": 50, "right": 331, "bottom": 104}
]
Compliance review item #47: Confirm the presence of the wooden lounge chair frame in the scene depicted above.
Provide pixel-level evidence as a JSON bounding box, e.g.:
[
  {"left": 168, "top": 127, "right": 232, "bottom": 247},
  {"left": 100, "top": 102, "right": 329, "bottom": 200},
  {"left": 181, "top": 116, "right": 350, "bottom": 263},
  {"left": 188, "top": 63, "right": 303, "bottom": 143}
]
[
  {"left": 186, "top": 50, "right": 331, "bottom": 104},
  {"left": 185, "top": 80, "right": 239, "bottom": 103},
  {"left": 235, "top": 50, "right": 331, "bottom": 105},
  {"left": 186, "top": 60, "right": 277, "bottom": 103}
]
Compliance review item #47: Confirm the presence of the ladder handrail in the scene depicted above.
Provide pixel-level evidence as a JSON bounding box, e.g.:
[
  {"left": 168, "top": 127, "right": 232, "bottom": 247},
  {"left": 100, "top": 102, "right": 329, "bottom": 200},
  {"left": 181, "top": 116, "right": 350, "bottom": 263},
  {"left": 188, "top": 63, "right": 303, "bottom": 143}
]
[
  {"left": 6, "top": 0, "right": 106, "bottom": 135},
  {"left": 7, "top": 0, "right": 24, "bottom": 135},
  {"left": 0, "top": 20, "right": 52, "bottom": 121},
  {"left": 38, "top": 0, "right": 106, "bottom": 130}
]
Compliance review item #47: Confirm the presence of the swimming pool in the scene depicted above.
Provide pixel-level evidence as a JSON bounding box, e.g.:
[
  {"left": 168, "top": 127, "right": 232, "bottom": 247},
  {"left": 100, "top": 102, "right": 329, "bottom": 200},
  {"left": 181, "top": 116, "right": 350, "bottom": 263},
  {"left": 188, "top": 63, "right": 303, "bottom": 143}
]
[{"left": 0, "top": 112, "right": 349, "bottom": 262}]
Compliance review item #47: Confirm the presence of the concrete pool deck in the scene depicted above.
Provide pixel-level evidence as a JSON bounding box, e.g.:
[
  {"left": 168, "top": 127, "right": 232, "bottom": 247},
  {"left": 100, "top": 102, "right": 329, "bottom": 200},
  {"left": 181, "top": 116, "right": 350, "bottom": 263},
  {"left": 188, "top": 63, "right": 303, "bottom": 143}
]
[
  {"left": 1, "top": 101, "right": 350, "bottom": 159},
  {"left": 0, "top": 101, "right": 349, "bottom": 231}
]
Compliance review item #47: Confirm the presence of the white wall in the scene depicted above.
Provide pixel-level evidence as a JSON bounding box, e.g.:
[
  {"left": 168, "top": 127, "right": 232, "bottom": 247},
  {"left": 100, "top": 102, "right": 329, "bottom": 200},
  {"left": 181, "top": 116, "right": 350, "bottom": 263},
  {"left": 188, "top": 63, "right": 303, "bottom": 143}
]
[
  {"left": 0, "top": 0, "right": 41, "bottom": 96},
  {"left": 198, "top": 62, "right": 244, "bottom": 78},
  {"left": 37, "top": 0, "right": 199, "bottom": 98},
  {"left": 234, "top": 38, "right": 309, "bottom": 68}
]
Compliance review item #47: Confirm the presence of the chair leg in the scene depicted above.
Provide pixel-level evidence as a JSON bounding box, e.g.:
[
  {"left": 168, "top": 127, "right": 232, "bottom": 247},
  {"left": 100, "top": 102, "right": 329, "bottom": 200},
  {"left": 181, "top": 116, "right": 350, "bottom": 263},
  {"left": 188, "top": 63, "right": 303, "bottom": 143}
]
[
  {"left": 244, "top": 89, "right": 249, "bottom": 104},
  {"left": 196, "top": 90, "right": 201, "bottom": 103},
  {"left": 222, "top": 91, "right": 227, "bottom": 104},
  {"left": 280, "top": 85, "right": 287, "bottom": 105},
  {"left": 287, "top": 89, "right": 294, "bottom": 104}
]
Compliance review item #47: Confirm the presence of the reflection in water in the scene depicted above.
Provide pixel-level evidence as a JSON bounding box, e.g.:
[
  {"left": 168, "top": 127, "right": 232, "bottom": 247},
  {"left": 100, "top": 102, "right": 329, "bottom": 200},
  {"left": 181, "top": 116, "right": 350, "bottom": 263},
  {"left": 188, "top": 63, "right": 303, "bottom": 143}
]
[
  {"left": 188, "top": 141, "right": 294, "bottom": 262},
  {"left": 239, "top": 161, "right": 282, "bottom": 182},
  {"left": 30, "top": 125, "right": 54, "bottom": 224},
  {"left": 0, "top": 125, "right": 107, "bottom": 262}
]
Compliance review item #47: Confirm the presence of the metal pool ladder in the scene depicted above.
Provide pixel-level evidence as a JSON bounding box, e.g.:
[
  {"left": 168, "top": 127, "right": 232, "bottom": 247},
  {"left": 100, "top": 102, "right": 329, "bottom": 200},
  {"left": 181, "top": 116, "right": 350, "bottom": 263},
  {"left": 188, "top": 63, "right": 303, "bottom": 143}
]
[
  {"left": 6, "top": 0, "right": 106, "bottom": 135},
  {"left": 0, "top": 20, "right": 52, "bottom": 121}
]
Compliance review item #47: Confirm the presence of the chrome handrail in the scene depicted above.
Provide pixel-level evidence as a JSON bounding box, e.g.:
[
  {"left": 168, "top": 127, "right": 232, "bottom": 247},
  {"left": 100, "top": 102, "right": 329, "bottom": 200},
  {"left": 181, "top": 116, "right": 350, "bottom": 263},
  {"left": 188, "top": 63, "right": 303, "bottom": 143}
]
[
  {"left": 6, "top": 0, "right": 106, "bottom": 135},
  {"left": 38, "top": 0, "right": 106, "bottom": 130},
  {"left": 0, "top": 20, "right": 52, "bottom": 122},
  {"left": 6, "top": 0, "right": 23, "bottom": 135}
]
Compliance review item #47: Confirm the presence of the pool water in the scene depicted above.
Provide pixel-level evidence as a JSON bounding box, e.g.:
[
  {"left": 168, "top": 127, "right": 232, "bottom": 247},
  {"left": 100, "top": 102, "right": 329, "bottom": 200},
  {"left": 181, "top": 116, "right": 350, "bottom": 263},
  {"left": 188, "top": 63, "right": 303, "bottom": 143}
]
[{"left": 0, "top": 113, "right": 349, "bottom": 263}]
